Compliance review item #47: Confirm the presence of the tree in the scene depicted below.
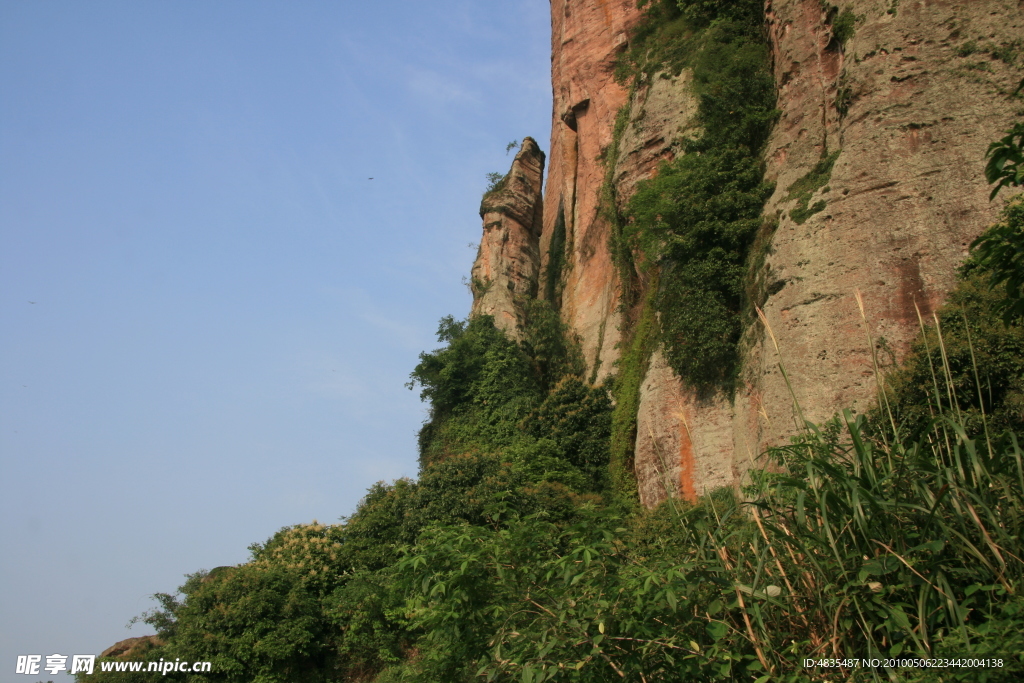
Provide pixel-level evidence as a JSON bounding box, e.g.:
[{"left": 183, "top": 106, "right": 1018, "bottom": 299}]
[
  {"left": 973, "top": 112, "right": 1024, "bottom": 323},
  {"left": 984, "top": 121, "right": 1024, "bottom": 200}
]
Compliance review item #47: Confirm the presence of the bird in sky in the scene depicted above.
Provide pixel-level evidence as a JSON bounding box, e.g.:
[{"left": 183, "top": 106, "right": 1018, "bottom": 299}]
[{"left": 28, "top": 301, "right": 36, "bottom": 304}]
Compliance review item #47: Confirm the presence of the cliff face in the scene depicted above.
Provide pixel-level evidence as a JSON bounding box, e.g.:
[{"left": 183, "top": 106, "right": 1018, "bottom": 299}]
[
  {"left": 752, "top": 0, "right": 1024, "bottom": 458},
  {"left": 470, "top": 137, "right": 546, "bottom": 337},
  {"left": 540, "top": 0, "right": 644, "bottom": 380},
  {"left": 475, "top": 0, "right": 1024, "bottom": 507}
]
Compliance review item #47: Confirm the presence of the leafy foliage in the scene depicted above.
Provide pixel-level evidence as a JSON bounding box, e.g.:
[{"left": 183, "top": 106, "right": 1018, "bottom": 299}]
[
  {"left": 520, "top": 299, "right": 586, "bottom": 392},
  {"left": 616, "top": 7, "right": 777, "bottom": 390},
  {"left": 628, "top": 148, "right": 773, "bottom": 386},
  {"left": 971, "top": 196, "right": 1024, "bottom": 324},
  {"left": 543, "top": 202, "right": 568, "bottom": 305},
  {"left": 609, "top": 283, "right": 660, "bottom": 504},
  {"left": 409, "top": 315, "right": 541, "bottom": 463},
  {"left": 984, "top": 122, "right": 1024, "bottom": 200},
  {"left": 521, "top": 377, "right": 613, "bottom": 490},
  {"left": 484, "top": 171, "right": 506, "bottom": 194},
  {"left": 396, "top": 407, "right": 1024, "bottom": 681}
]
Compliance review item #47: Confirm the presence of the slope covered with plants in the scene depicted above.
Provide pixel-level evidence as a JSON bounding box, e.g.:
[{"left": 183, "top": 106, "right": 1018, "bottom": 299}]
[
  {"left": 78, "top": 3, "right": 1024, "bottom": 681},
  {"left": 81, "top": 193, "right": 1024, "bottom": 682}
]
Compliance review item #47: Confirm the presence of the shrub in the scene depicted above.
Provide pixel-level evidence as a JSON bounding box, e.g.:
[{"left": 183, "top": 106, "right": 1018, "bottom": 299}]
[
  {"left": 970, "top": 195, "right": 1024, "bottom": 321},
  {"left": 616, "top": 8, "right": 777, "bottom": 391}
]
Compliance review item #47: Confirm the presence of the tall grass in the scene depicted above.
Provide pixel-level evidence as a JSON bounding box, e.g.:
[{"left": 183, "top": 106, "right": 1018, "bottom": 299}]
[
  {"left": 398, "top": 304, "right": 1024, "bottom": 682},
  {"left": 733, "top": 303, "right": 1024, "bottom": 679}
]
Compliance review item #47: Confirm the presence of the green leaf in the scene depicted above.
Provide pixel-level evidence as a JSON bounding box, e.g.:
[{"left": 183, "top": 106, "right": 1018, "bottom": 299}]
[{"left": 706, "top": 621, "right": 728, "bottom": 641}]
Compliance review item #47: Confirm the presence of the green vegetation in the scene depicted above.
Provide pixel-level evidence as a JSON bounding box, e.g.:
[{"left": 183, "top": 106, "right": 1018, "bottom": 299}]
[
  {"left": 956, "top": 39, "right": 1023, "bottom": 66},
  {"left": 834, "top": 82, "right": 853, "bottom": 117},
  {"left": 481, "top": 167, "right": 510, "bottom": 216},
  {"left": 820, "top": 3, "right": 857, "bottom": 48},
  {"left": 985, "top": 122, "right": 1024, "bottom": 200},
  {"left": 398, "top": 402, "right": 1024, "bottom": 682},
  {"left": 971, "top": 196, "right": 1024, "bottom": 322},
  {"left": 614, "top": 0, "right": 778, "bottom": 391},
  {"left": 608, "top": 281, "right": 660, "bottom": 504},
  {"left": 830, "top": 9, "right": 857, "bottom": 46},
  {"left": 484, "top": 171, "right": 505, "bottom": 194},
  {"left": 409, "top": 309, "right": 590, "bottom": 466},
  {"left": 80, "top": 15, "right": 1024, "bottom": 683},
  {"left": 740, "top": 215, "right": 779, "bottom": 329},
  {"left": 785, "top": 150, "right": 840, "bottom": 225},
  {"left": 604, "top": 103, "right": 637, "bottom": 307},
  {"left": 882, "top": 251, "right": 1024, "bottom": 441},
  {"left": 880, "top": 198, "right": 1024, "bottom": 445},
  {"left": 543, "top": 201, "right": 568, "bottom": 305}
]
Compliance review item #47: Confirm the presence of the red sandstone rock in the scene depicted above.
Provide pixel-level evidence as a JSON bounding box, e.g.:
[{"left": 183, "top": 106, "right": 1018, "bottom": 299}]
[
  {"left": 470, "top": 137, "right": 546, "bottom": 338},
  {"left": 479, "top": 0, "right": 1024, "bottom": 506},
  {"left": 541, "top": 0, "right": 644, "bottom": 381}
]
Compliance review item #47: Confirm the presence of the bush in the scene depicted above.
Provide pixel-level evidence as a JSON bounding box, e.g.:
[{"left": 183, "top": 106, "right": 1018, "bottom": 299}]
[
  {"left": 617, "top": 9, "right": 777, "bottom": 391},
  {"left": 409, "top": 315, "right": 542, "bottom": 464},
  {"left": 970, "top": 195, "right": 1024, "bottom": 321},
  {"left": 626, "top": 147, "right": 773, "bottom": 388}
]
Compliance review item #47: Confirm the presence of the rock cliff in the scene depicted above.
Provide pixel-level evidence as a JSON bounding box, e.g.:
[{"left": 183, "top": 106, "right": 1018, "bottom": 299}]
[
  {"left": 472, "top": 0, "right": 1024, "bottom": 507},
  {"left": 540, "top": 0, "right": 645, "bottom": 380},
  {"left": 470, "top": 137, "right": 546, "bottom": 338},
  {"left": 753, "top": 0, "right": 1024, "bottom": 456}
]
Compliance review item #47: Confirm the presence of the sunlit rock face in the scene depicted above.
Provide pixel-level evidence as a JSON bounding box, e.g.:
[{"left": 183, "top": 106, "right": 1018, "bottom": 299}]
[
  {"left": 470, "top": 137, "right": 546, "bottom": 339},
  {"left": 510, "top": 0, "right": 1024, "bottom": 506},
  {"left": 747, "top": 0, "right": 1024, "bottom": 473},
  {"left": 541, "top": 0, "right": 645, "bottom": 381}
]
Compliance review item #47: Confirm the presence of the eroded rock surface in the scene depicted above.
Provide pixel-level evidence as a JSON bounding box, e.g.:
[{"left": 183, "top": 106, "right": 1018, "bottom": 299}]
[
  {"left": 471, "top": 137, "right": 546, "bottom": 338},
  {"left": 744, "top": 0, "right": 1024, "bottom": 472},
  {"left": 541, "top": 0, "right": 645, "bottom": 381},
  {"left": 635, "top": 348, "right": 735, "bottom": 506}
]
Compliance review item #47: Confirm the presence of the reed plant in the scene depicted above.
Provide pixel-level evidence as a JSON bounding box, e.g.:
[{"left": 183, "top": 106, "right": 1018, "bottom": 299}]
[
  {"left": 396, "top": 302, "right": 1024, "bottom": 682},
  {"left": 730, "top": 303, "right": 1024, "bottom": 680}
]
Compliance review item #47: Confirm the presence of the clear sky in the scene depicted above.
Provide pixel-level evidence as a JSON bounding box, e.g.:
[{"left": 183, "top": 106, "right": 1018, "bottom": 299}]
[{"left": 0, "top": 1, "right": 551, "bottom": 678}]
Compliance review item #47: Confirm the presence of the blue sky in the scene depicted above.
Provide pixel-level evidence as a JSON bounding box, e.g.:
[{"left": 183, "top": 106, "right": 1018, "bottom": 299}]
[{"left": 0, "top": 1, "right": 551, "bottom": 677}]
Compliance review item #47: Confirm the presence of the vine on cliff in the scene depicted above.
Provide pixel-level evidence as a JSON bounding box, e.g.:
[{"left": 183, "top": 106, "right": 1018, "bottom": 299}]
[{"left": 613, "top": 0, "right": 778, "bottom": 392}]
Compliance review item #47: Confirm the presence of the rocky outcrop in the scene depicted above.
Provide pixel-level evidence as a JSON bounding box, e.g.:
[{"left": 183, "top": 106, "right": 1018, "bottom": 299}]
[
  {"left": 744, "top": 0, "right": 1024, "bottom": 464},
  {"left": 541, "top": 0, "right": 645, "bottom": 381},
  {"left": 537, "top": 0, "right": 1024, "bottom": 506},
  {"left": 100, "top": 635, "right": 163, "bottom": 659},
  {"left": 470, "top": 137, "right": 546, "bottom": 338}
]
